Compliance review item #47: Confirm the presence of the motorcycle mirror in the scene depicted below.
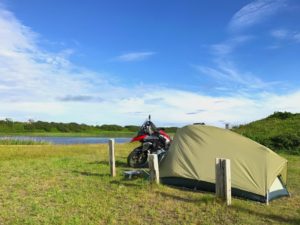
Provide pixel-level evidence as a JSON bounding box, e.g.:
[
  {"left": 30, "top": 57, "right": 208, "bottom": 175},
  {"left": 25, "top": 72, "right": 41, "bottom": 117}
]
[{"left": 148, "top": 114, "right": 151, "bottom": 121}]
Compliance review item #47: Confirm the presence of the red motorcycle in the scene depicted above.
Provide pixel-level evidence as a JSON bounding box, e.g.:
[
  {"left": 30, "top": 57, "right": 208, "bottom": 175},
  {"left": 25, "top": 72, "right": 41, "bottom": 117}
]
[{"left": 127, "top": 115, "right": 171, "bottom": 168}]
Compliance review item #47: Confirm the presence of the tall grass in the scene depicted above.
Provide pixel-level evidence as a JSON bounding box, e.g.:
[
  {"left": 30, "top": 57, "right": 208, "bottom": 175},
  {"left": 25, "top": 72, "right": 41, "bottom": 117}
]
[{"left": 0, "top": 138, "right": 49, "bottom": 145}]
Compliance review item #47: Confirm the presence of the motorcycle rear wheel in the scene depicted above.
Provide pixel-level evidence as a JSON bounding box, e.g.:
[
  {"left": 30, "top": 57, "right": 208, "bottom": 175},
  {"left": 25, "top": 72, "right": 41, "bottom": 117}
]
[{"left": 127, "top": 147, "right": 148, "bottom": 168}]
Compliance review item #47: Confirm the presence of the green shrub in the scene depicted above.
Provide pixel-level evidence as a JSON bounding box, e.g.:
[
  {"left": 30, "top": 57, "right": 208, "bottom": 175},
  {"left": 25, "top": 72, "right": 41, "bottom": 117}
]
[
  {"left": 124, "top": 125, "right": 139, "bottom": 132},
  {"left": 99, "top": 124, "right": 123, "bottom": 131},
  {"left": 164, "top": 127, "right": 178, "bottom": 133},
  {"left": 270, "top": 133, "right": 300, "bottom": 150},
  {"left": 267, "top": 111, "right": 294, "bottom": 120}
]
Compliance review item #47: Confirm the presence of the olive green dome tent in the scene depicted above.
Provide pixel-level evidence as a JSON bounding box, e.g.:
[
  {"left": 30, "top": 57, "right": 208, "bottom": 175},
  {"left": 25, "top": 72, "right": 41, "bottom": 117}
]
[{"left": 159, "top": 125, "right": 289, "bottom": 202}]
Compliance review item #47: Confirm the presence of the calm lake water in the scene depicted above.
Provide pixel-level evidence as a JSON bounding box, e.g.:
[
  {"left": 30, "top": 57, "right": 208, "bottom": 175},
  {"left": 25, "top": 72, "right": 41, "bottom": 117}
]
[{"left": 0, "top": 136, "right": 131, "bottom": 144}]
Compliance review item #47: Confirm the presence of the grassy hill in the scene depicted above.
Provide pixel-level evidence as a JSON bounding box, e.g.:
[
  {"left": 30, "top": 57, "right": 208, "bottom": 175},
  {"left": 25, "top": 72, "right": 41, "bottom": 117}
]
[{"left": 233, "top": 112, "right": 300, "bottom": 155}]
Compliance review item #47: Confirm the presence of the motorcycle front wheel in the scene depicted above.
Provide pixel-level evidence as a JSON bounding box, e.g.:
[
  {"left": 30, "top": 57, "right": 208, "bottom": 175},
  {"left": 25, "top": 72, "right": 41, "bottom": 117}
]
[{"left": 127, "top": 147, "right": 148, "bottom": 168}]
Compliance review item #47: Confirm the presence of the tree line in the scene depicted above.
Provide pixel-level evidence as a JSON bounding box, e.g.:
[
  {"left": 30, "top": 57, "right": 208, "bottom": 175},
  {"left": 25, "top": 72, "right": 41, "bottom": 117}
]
[{"left": 0, "top": 119, "right": 178, "bottom": 134}]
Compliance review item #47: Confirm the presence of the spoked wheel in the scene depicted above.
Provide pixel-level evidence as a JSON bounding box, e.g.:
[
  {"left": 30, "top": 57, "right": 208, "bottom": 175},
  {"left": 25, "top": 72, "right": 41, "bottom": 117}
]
[{"left": 127, "top": 147, "right": 148, "bottom": 168}]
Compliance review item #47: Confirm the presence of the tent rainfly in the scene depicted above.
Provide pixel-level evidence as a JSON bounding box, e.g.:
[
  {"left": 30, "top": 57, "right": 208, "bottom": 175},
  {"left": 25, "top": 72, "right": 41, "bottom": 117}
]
[{"left": 159, "top": 125, "right": 289, "bottom": 202}]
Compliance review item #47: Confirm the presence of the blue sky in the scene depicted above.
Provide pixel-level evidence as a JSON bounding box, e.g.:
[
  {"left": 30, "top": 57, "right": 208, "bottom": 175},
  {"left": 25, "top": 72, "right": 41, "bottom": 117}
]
[{"left": 1, "top": 0, "right": 300, "bottom": 126}]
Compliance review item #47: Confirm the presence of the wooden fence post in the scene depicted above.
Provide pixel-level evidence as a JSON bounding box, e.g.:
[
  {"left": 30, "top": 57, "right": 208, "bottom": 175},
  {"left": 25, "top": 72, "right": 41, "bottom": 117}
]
[
  {"left": 215, "top": 158, "right": 231, "bottom": 205},
  {"left": 148, "top": 154, "right": 160, "bottom": 184},
  {"left": 224, "top": 159, "right": 231, "bottom": 205},
  {"left": 215, "top": 158, "right": 224, "bottom": 198},
  {"left": 108, "top": 139, "right": 116, "bottom": 177}
]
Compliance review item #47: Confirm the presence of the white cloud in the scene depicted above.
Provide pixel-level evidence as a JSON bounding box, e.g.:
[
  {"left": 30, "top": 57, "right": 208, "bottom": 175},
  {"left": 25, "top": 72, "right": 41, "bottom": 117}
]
[
  {"left": 109, "top": 88, "right": 300, "bottom": 126},
  {"left": 271, "top": 29, "right": 300, "bottom": 43},
  {"left": 0, "top": 6, "right": 116, "bottom": 103},
  {"left": 294, "top": 33, "right": 300, "bottom": 42},
  {"left": 113, "top": 51, "right": 156, "bottom": 62},
  {"left": 270, "top": 29, "right": 288, "bottom": 39},
  {"left": 211, "top": 35, "right": 254, "bottom": 56},
  {"left": 194, "top": 60, "right": 279, "bottom": 91},
  {"left": 229, "top": 0, "right": 287, "bottom": 31}
]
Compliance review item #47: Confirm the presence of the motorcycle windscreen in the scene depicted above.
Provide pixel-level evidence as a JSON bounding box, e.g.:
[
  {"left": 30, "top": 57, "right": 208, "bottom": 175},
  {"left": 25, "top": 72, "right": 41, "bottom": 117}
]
[{"left": 137, "top": 121, "right": 157, "bottom": 136}]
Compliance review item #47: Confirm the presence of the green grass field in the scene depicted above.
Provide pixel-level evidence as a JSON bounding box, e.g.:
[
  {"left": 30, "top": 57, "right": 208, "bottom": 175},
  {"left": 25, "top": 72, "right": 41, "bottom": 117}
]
[{"left": 0, "top": 143, "right": 299, "bottom": 225}]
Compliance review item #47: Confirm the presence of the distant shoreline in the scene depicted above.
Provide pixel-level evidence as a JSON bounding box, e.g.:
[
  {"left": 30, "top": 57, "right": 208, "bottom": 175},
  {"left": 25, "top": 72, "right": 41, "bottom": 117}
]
[{"left": 0, "top": 131, "right": 136, "bottom": 138}]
